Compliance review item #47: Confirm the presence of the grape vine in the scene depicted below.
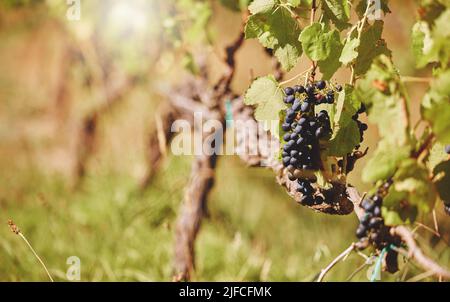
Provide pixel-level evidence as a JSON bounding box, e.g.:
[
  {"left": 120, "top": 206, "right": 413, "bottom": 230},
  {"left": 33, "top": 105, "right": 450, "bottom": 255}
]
[{"left": 144, "top": 0, "right": 450, "bottom": 281}]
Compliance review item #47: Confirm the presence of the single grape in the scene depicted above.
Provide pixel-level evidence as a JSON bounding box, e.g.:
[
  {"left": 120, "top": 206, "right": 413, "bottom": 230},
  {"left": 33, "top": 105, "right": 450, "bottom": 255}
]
[
  {"left": 292, "top": 99, "right": 301, "bottom": 111},
  {"left": 300, "top": 102, "right": 311, "bottom": 113},
  {"left": 314, "top": 195, "right": 324, "bottom": 204},
  {"left": 368, "top": 217, "right": 383, "bottom": 229},
  {"left": 284, "top": 95, "right": 295, "bottom": 104},
  {"left": 356, "top": 225, "right": 367, "bottom": 239},
  {"left": 306, "top": 84, "right": 314, "bottom": 95},
  {"left": 294, "top": 85, "right": 305, "bottom": 93},
  {"left": 316, "top": 80, "right": 326, "bottom": 90},
  {"left": 294, "top": 125, "right": 303, "bottom": 134},
  {"left": 284, "top": 87, "right": 294, "bottom": 95},
  {"left": 315, "top": 127, "right": 325, "bottom": 138},
  {"left": 372, "top": 195, "right": 382, "bottom": 206},
  {"left": 373, "top": 206, "right": 382, "bottom": 217},
  {"left": 290, "top": 157, "right": 298, "bottom": 165},
  {"left": 286, "top": 109, "right": 296, "bottom": 119},
  {"left": 298, "top": 117, "right": 307, "bottom": 125},
  {"left": 282, "top": 123, "right": 291, "bottom": 131}
]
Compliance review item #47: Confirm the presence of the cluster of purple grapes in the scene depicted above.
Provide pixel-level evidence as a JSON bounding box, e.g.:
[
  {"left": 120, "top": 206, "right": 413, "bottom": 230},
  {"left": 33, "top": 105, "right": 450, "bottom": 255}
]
[
  {"left": 356, "top": 193, "right": 386, "bottom": 245},
  {"left": 280, "top": 80, "right": 338, "bottom": 205},
  {"left": 356, "top": 181, "right": 401, "bottom": 268}
]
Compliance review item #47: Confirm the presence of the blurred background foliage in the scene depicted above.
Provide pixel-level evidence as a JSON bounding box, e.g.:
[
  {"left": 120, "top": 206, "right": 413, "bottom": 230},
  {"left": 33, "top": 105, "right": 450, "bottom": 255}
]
[{"left": 0, "top": 0, "right": 448, "bottom": 281}]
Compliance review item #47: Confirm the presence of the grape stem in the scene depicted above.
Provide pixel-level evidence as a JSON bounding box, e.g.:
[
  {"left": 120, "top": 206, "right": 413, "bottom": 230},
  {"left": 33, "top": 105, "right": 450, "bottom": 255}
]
[
  {"left": 401, "top": 76, "right": 432, "bottom": 83},
  {"left": 279, "top": 67, "right": 313, "bottom": 86},
  {"left": 317, "top": 243, "right": 356, "bottom": 282},
  {"left": 309, "top": 0, "right": 318, "bottom": 83}
]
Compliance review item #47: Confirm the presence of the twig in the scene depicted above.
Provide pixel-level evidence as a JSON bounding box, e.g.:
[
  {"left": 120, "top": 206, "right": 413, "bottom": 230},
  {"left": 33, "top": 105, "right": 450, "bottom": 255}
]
[
  {"left": 390, "top": 225, "right": 450, "bottom": 279},
  {"left": 412, "top": 133, "right": 434, "bottom": 159},
  {"left": 414, "top": 222, "right": 440, "bottom": 238},
  {"left": 346, "top": 261, "right": 369, "bottom": 281},
  {"left": 8, "top": 220, "right": 54, "bottom": 282},
  {"left": 141, "top": 105, "right": 181, "bottom": 188},
  {"left": 279, "top": 67, "right": 313, "bottom": 86},
  {"left": 401, "top": 76, "right": 432, "bottom": 83},
  {"left": 406, "top": 270, "right": 436, "bottom": 282},
  {"left": 432, "top": 210, "right": 439, "bottom": 235},
  {"left": 310, "top": 0, "right": 317, "bottom": 25},
  {"left": 308, "top": 0, "right": 318, "bottom": 83},
  {"left": 317, "top": 243, "right": 355, "bottom": 282}
]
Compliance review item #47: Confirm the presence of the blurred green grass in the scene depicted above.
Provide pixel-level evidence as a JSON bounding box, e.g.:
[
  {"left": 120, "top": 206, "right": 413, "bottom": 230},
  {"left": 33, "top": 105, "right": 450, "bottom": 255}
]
[{"left": 0, "top": 150, "right": 412, "bottom": 282}]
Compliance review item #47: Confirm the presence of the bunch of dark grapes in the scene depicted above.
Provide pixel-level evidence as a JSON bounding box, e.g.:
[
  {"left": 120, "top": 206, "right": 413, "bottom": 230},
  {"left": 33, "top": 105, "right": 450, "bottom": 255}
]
[
  {"left": 356, "top": 194, "right": 387, "bottom": 246},
  {"left": 281, "top": 80, "right": 339, "bottom": 205},
  {"left": 356, "top": 181, "right": 401, "bottom": 272}
]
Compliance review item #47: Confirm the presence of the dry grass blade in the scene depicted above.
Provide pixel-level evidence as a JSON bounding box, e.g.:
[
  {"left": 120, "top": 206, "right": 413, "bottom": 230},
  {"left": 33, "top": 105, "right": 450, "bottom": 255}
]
[{"left": 8, "top": 220, "right": 54, "bottom": 282}]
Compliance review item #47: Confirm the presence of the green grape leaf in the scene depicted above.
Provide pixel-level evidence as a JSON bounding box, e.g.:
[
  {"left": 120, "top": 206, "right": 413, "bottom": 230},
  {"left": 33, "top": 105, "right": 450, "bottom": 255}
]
[
  {"left": 427, "top": 142, "right": 449, "bottom": 171},
  {"left": 421, "top": 70, "right": 450, "bottom": 145},
  {"left": 327, "top": 85, "right": 361, "bottom": 156},
  {"left": 383, "top": 206, "right": 418, "bottom": 225},
  {"left": 317, "top": 31, "right": 344, "bottom": 80},
  {"left": 299, "top": 23, "right": 341, "bottom": 62},
  {"left": 322, "top": 0, "right": 351, "bottom": 30},
  {"left": 431, "top": 9, "right": 450, "bottom": 68},
  {"left": 248, "top": 0, "right": 276, "bottom": 14},
  {"left": 244, "top": 75, "right": 286, "bottom": 129},
  {"left": 393, "top": 159, "right": 436, "bottom": 213},
  {"left": 356, "top": 55, "right": 409, "bottom": 145},
  {"left": 274, "top": 44, "right": 303, "bottom": 72},
  {"left": 362, "top": 141, "right": 410, "bottom": 183},
  {"left": 339, "top": 38, "right": 360, "bottom": 65},
  {"left": 327, "top": 121, "right": 360, "bottom": 157},
  {"left": 354, "top": 21, "right": 391, "bottom": 76},
  {"left": 245, "top": 6, "right": 302, "bottom": 71}
]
